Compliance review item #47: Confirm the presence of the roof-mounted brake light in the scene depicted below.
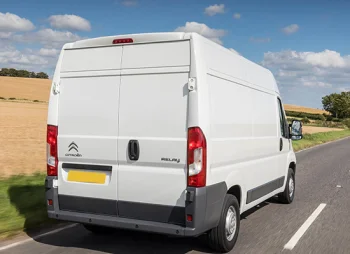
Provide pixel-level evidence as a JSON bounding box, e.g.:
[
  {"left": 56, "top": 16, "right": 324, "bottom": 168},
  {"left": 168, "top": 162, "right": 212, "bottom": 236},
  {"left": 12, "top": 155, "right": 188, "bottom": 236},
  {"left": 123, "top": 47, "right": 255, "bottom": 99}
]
[{"left": 113, "top": 38, "right": 133, "bottom": 44}]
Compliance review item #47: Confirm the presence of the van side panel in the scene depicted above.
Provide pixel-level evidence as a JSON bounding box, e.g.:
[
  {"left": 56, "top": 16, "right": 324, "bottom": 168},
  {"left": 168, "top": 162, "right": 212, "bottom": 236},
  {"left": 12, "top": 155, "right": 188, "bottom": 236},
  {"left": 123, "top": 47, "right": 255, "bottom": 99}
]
[
  {"left": 197, "top": 36, "right": 281, "bottom": 212},
  {"left": 207, "top": 75, "right": 279, "bottom": 202}
]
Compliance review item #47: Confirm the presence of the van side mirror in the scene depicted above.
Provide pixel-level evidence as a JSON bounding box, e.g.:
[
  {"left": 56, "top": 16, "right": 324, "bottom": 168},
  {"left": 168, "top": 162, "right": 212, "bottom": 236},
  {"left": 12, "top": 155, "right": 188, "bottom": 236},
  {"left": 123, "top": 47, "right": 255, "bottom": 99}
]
[{"left": 289, "top": 120, "right": 303, "bottom": 140}]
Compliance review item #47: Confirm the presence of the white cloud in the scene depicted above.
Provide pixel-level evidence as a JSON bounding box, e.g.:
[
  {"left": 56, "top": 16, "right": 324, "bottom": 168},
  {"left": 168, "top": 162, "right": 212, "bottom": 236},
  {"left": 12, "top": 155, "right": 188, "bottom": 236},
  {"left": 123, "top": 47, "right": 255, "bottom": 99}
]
[
  {"left": 250, "top": 37, "right": 271, "bottom": 43},
  {"left": 262, "top": 49, "right": 350, "bottom": 107},
  {"left": 14, "top": 28, "right": 82, "bottom": 48},
  {"left": 0, "top": 46, "right": 49, "bottom": 66},
  {"left": 233, "top": 13, "right": 241, "bottom": 19},
  {"left": 262, "top": 49, "right": 350, "bottom": 89},
  {"left": 174, "top": 22, "right": 226, "bottom": 45},
  {"left": 229, "top": 48, "right": 241, "bottom": 55},
  {"left": 0, "top": 46, "right": 60, "bottom": 77},
  {"left": 204, "top": 4, "right": 225, "bottom": 16},
  {"left": 337, "top": 87, "right": 350, "bottom": 92},
  {"left": 0, "top": 32, "right": 12, "bottom": 39},
  {"left": 282, "top": 24, "right": 299, "bottom": 35},
  {"left": 49, "top": 15, "right": 91, "bottom": 31},
  {"left": 120, "top": 0, "right": 137, "bottom": 6},
  {"left": 0, "top": 12, "right": 35, "bottom": 32},
  {"left": 303, "top": 50, "right": 346, "bottom": 68},
  {"left": 39, "top": 48, "right": 59, "bottom": 57}
]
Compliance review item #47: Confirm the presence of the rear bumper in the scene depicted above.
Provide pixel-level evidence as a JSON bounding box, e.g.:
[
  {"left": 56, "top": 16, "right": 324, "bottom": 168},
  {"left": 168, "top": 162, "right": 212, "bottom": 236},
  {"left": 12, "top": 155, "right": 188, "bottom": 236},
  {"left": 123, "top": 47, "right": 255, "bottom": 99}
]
[
  {"left": 45, "top": 177, "right": 227, "bottom": 237},
  {"left": 48, "top": 210, "right": 197, "bottom": 236}
]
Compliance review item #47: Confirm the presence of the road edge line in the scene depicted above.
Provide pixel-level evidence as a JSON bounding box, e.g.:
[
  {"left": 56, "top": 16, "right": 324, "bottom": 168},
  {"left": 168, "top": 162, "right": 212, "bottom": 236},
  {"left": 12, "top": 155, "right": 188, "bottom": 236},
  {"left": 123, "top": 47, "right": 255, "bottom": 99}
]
[
  {"left": 0, "top": 223, "right": 78, "bottom": 252},
  {"left": 296, "top": 136, "right": 350, "bottom": 154},
  {"left": 284, "top": 203, "right": 326, "bottom": 250}
]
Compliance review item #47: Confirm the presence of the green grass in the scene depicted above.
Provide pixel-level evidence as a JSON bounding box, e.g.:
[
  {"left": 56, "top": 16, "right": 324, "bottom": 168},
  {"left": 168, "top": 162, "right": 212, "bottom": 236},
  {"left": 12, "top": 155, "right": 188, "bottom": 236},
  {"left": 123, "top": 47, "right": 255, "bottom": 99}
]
[
  {"left": 292, "top": 129, "right": 350, "bottom": 151},
  {"left": 0, "top": 173, "right": 56, "bottom": 239}
]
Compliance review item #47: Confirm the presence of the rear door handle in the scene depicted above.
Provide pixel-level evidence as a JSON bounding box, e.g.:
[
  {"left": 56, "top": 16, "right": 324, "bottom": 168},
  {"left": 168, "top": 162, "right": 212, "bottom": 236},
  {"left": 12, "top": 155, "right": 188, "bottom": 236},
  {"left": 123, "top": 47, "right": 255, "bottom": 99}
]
[
  {"left": 128, "top": 140, "right": 140, "bottom": 161},
  {"left": 279, "top": 138, "right": 283, "bottom": 151}
]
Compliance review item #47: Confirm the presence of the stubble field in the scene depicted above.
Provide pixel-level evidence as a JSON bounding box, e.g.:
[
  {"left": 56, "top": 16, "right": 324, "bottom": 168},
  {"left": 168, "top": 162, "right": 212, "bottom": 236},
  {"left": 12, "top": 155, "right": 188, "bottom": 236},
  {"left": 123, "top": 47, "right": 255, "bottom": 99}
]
[{"left": 0, "top": 101, "right": 47, "bottom": 177}]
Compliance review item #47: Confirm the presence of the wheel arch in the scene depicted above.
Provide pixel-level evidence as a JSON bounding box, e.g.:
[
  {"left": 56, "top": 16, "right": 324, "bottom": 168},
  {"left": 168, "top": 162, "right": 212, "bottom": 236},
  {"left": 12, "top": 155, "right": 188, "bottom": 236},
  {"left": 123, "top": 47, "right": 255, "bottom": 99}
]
[
  {"left": 289, "top": 161, "right": 296, "bottom": 174},
  {"left": 227, "top": 185, "right": 242, "bottom": 208}
]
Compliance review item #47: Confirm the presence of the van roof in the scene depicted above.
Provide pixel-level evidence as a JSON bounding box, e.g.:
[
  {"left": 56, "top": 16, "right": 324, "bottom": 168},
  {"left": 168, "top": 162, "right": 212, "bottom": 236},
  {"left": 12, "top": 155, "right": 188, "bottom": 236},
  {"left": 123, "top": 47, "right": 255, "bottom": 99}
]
[
  {"left": 69, "top": 32, "right": 188, "bottom": 49},
  {"left": 64, "top": 32, "right": 278, "bottom": 94}
]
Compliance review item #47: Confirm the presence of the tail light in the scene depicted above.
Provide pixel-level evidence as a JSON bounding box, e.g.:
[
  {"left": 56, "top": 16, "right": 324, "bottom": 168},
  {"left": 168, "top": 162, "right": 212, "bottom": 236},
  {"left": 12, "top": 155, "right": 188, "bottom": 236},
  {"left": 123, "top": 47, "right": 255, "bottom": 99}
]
[
  {"left": 187, "top": 127, "right": 207, "bottom": 187},
  {"left": 47, "top": 125, "right": 58, "bottom": 176}
]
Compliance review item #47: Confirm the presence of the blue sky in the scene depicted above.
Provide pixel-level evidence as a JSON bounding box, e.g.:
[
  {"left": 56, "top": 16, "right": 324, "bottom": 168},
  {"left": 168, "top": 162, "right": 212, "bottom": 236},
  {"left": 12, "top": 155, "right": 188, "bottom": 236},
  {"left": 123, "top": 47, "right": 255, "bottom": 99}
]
[{"left": 1, "top": 0, "right": 350, "bottom": 108}]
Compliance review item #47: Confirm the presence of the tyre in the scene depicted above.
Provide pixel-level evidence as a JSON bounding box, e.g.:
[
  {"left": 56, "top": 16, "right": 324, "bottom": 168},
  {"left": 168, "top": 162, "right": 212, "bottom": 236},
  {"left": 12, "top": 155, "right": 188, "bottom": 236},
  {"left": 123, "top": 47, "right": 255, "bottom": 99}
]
[
  {"left": 83, "top": 224, "right": 115, "bottom": 235},
  {"left": 278, "top": 168, "right": 295, "bottom": 204},
  {"left": 207, "top": 194, "right": 240, "bottom": 253}
]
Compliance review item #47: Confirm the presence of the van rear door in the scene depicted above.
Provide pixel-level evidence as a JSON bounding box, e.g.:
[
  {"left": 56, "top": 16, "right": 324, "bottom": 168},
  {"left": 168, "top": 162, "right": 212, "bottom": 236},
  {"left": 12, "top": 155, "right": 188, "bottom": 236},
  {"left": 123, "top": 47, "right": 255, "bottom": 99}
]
[
  {"left": 117, "top": 41, "right": 190, "bottom": 225},
  {"left": 56, "top": 40, "right": 190, "bottom": 222},
  {"left": 57, "top": 46, "right": 122, "bottom": 215}
]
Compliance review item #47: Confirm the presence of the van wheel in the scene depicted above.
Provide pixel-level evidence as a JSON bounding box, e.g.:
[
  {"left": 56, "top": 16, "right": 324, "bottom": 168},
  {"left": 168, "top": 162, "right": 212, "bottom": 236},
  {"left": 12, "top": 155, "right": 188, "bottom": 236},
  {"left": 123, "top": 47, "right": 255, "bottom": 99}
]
[
  {"left": 83, "top": 224, "right": 114, "bottom": 235},
  {"left": 207, "top": 194, "right": 240, "bottom": 253},
  {"left": 278, "top": 168, "right": 295, "bottom": 204}
]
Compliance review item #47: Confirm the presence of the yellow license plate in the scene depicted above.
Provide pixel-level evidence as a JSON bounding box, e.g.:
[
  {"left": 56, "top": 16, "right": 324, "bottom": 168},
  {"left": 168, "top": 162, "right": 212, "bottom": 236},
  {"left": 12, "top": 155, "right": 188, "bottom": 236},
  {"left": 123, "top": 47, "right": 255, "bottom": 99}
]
[{"left": 67, "top": 170, "right": 106, "bottom": 184}]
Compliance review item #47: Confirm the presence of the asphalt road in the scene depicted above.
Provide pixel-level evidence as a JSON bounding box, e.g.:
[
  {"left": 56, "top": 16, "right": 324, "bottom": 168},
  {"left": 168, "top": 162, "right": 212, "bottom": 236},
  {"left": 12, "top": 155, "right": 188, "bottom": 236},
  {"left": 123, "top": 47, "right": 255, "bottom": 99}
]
[{"left": 2, "top": 138, "right": 350, "bottom": 254}]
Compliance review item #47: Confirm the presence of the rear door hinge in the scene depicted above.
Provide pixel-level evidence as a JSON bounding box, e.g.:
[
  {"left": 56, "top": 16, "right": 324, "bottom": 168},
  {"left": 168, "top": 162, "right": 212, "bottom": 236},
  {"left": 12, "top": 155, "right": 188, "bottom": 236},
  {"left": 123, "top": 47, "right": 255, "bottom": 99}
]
[
  {"left": 188, "top": 78, "right": 196, "bottom": 91},
  {"left": 53, "top": 81, "right": 60, "bottom": 95}
]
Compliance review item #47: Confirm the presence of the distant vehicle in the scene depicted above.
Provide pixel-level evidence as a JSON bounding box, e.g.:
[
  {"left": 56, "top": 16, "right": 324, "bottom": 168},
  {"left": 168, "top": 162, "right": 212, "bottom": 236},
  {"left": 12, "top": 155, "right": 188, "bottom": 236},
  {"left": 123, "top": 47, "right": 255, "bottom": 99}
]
[{"left": 45, "top": 32, "right": 303, "bottom": 253}]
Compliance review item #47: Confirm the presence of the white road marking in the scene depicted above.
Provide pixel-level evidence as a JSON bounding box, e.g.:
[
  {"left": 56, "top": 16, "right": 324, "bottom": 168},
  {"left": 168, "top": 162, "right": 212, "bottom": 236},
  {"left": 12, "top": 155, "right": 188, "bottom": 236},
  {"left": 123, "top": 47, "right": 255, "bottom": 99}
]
[
  {"left": 0, "top": 223, "right": 78, "bottom": 252},
  {"left": 284, "top": 203, "right": 326, "bottom": 250}
]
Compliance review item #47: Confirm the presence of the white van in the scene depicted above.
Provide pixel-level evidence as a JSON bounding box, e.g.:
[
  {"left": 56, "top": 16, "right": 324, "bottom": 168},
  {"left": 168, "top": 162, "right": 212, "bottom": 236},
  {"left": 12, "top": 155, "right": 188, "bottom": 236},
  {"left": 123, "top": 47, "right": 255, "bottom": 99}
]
[{"left": 45, "top": 32, "right": 303, "bottom": 252}]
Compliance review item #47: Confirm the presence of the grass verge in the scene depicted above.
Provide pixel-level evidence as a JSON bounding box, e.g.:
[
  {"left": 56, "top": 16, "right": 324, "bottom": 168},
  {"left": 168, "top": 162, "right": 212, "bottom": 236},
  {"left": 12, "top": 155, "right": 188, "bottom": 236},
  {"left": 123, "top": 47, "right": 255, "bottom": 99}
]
[
  {"left": 0, "top": 173, "right": 56, "bottom": 239},
  {"left": 292, "top": 129, "right": 350, "bottom": 152}
]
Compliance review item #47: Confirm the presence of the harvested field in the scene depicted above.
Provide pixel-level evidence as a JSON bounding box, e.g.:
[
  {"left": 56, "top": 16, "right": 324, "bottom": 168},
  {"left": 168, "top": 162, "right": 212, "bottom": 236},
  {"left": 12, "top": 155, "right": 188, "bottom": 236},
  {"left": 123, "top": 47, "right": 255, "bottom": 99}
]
[
  {"left": 284, "top": 104, "right": 330, "bottom": 115},
  {"left": 302, "top": 126, "right": 344, "bottom": 134},
  {"left": 0, "top": 77, "right": 51, "bottom": 102},
  {"left": 0, "top": 101, "right": 47, "bottom": 177}
]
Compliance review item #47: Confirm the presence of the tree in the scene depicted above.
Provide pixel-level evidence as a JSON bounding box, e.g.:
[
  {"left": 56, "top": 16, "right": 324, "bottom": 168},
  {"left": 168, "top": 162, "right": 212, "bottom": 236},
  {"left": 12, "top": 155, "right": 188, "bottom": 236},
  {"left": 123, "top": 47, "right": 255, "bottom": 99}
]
[
  {"left": 35, "top": 72, "right": 49, "bottom": 79},
  {"left": 322, "top": 92, "right": 350, "bottom": 119},
  {"left": 17, "top": 69, "right": 30, "bottom": 78},
  {"left": 8, "top": 68, "right": 17, "bottom": 77},
  {"left": 0, "top": 68, "right": 49, "bottom": 79},
  {"left": 0, "top": 68, "right": 9, "bottom": 76}
]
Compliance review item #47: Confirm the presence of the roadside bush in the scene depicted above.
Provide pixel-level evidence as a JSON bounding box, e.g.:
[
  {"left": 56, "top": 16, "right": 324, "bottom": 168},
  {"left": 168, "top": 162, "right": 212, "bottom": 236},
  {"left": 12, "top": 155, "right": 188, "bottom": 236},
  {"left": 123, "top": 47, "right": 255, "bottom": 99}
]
[
  {"left": 302, "top": 117, "right": 310, "bottom": 124},
  {"left": 285, "top": 110, "right": 328, "bottom": 121},
  {"left": 0, "top": 97, "right": 5, "bottom": 100},
  {"left": 33, "top": 100, "right": 39, "bottom": 102},
  {"left": 314, "top": 120, "right": 324, "bottom": 126},
  {"left": 322, "top": 121, "right": 345, "bottom": 129},
  {"left": 319, "top": 115, "right": 326, "bottom": 121},
  {"left": 287, "top": 117, "right": 297, "bottom": 124},
  {"left": 326, "top": 115, "right": 333, "bottom": 121},
  {"left": 8, "top": 97, "right": 16, "bottom": 100},
  {"left": 343, "top": 119, "right": 350, "bottom": 129}
]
